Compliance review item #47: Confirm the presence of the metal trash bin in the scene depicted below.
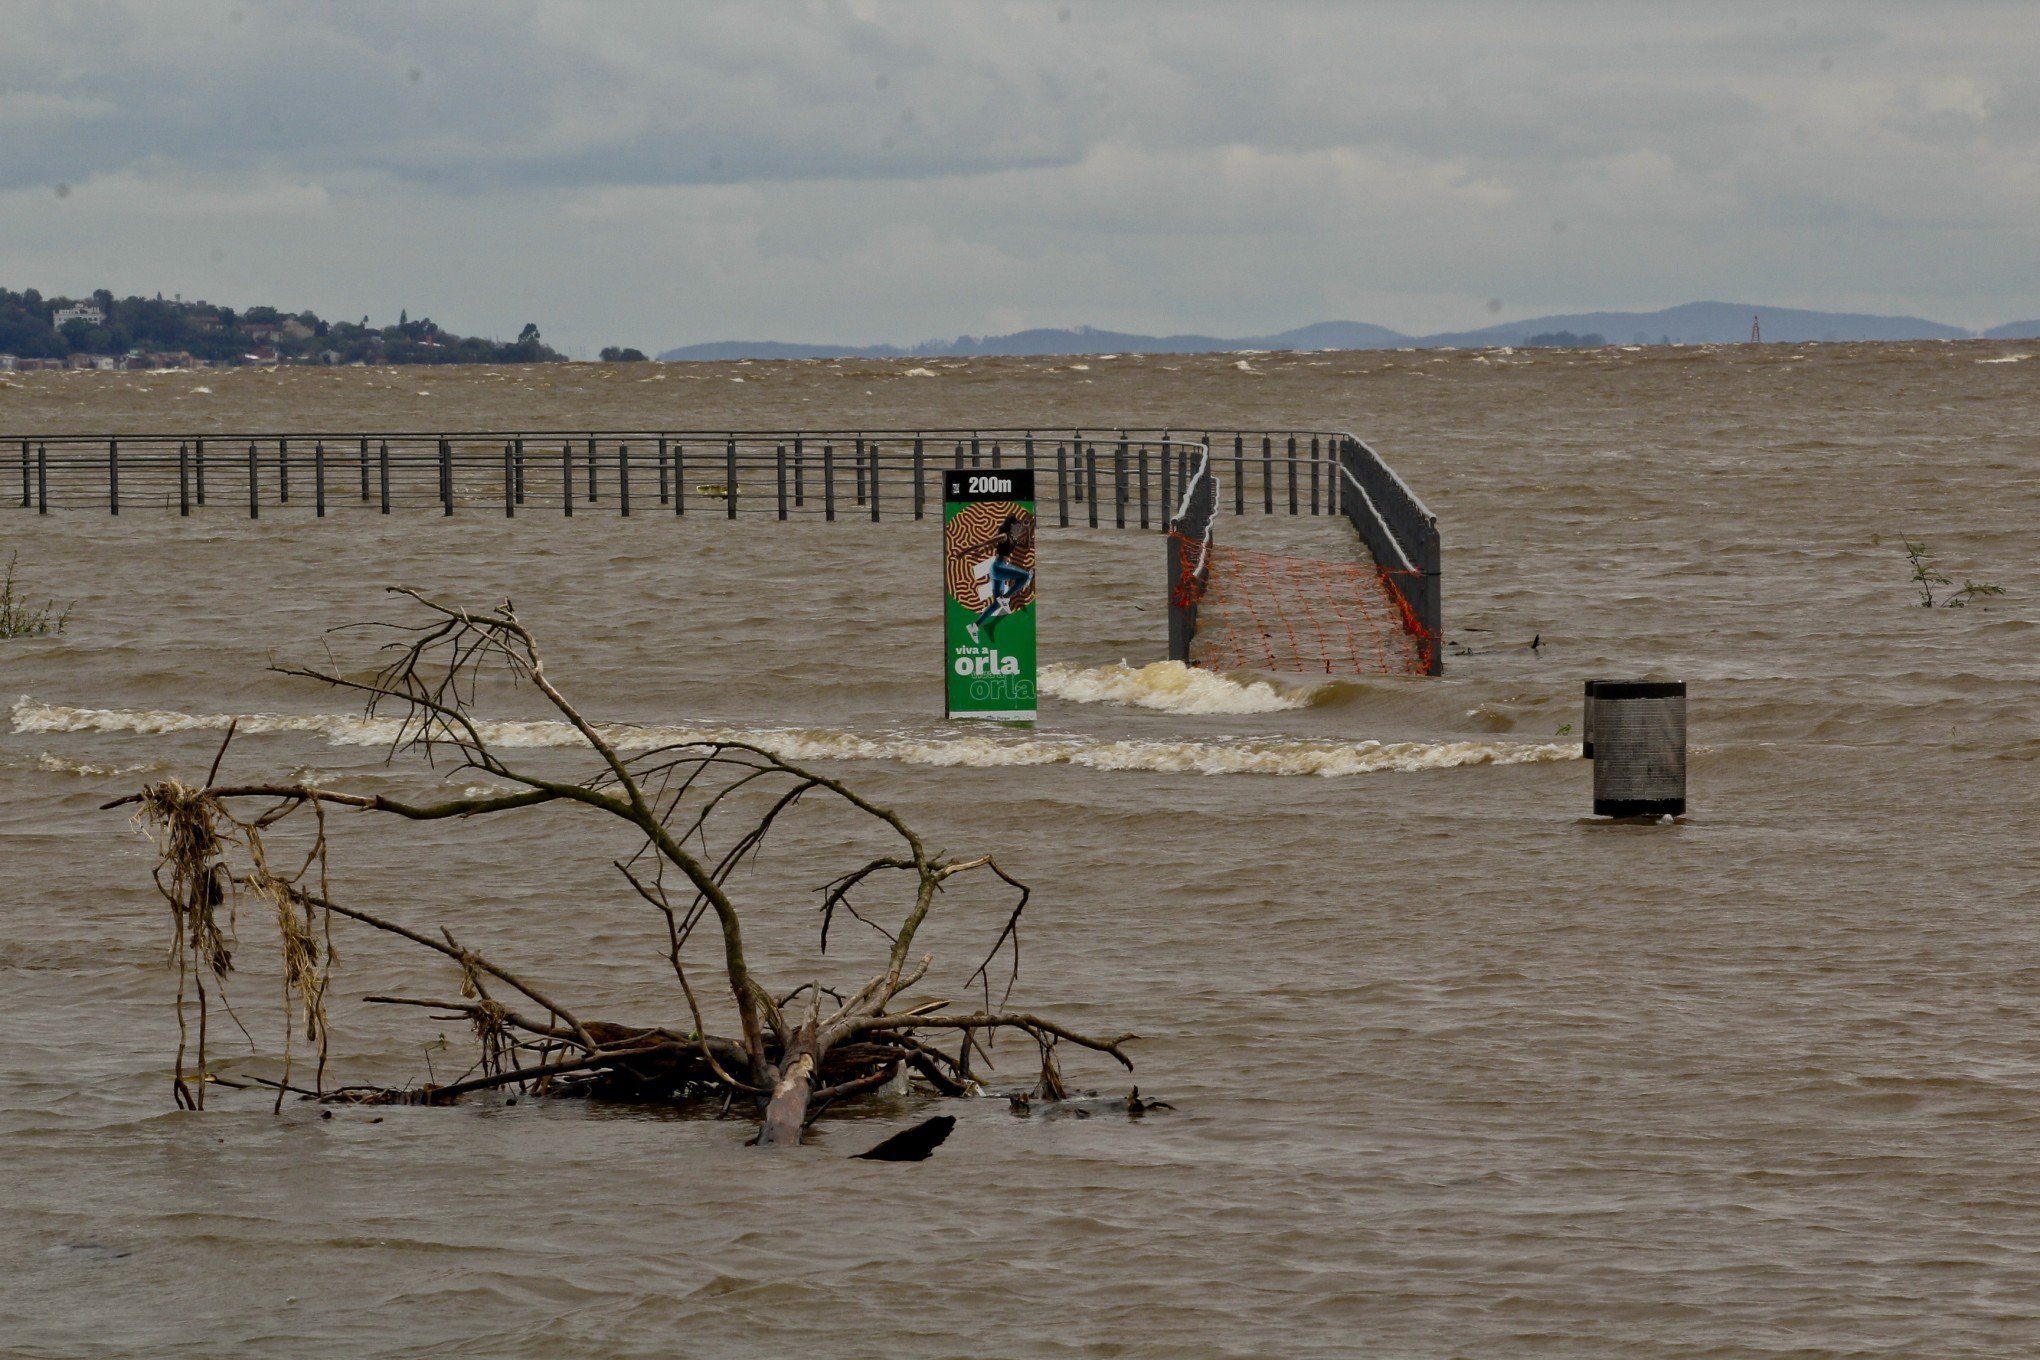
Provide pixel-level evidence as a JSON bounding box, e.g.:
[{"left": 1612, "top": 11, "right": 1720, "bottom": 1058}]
[{"left": 1586, "top": 680, "right": 1686, "bottom": 817}]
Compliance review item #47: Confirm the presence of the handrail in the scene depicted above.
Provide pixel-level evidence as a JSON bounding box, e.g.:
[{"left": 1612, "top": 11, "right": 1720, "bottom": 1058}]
[{"left": 8, "top": 424, "right": 1439, "bottom": 672}]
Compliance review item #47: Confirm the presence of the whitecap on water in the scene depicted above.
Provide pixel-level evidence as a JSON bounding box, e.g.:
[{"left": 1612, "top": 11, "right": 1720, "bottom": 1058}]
[
  {"left": 12, "top": 698, "right": 1578, "bottom": 780},
  {"left": 1039, "top": 661, "right": 1320, "bottom": 714}
]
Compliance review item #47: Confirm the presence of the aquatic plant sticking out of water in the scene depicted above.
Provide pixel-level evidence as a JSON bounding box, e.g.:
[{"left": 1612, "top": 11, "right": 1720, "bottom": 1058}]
[
  {"left": 109, "top": 588, "right": 1137, "bottom": 1147},
  {"left": 1902, "top": 540, "right": 2006, "bottom": 608},
  {"left": 0, "top": 551, "right": 72, "bottom": 638}
]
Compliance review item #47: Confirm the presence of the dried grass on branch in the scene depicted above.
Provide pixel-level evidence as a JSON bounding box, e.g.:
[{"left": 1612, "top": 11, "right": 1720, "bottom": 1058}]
[{"left": 109, "top": 588, "right": 1134, "bottom": 1144}]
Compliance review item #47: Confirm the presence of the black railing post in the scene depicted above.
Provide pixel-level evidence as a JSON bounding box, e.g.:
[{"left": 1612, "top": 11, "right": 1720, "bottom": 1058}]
[
  {"left": 1166, "top": 448, "right": 1215, "bottom": 663},
  {"left": 855, "top": 435, "right": 866, "bottom": 505},
  {"left": 912, "top": 437, "right": 924, "bottom": 519},
  {"left": 823, "top": 442, "right": 836, "bottom": 521},
  {"left": 1086, "top": 443, "right": 1099, "bottom": 528},
  {"left": 793, "top": 437, "right": 805, "bottom": 507},
  {"left": 1056, "top": 443, "right": 1069, "bottom": 526},
  {"left": 618, "top": 441, "right": 631, "bottom": 517},
  {"left": 1287, "top": 434, "right": 1298, "bottom": 515},
  {"left": 515, "top": 437, "right": 526, "bottom": 504},
  {"left": 673, "top": 442, "right": 685, "bottom": 516},
  {"left": 970, "top": 433, "right": 981, "bottom": 468},
  {"left": 108, "top": 438, "right": 119, "bottom": 515},
  {"left": 1261, "top": 435, "right": 1273, "bottom": 513},
  {"left": 359, "top": 436, "right": 370, "bottom": 501},
  {"left": 504, "top": 441, "right": 515, "bottom": 518},
  {"left": 954, "top": 441, "right": 965, "bottom": 471},
  {"left": 1024, "top": 434, "right": 1036, "bottom": 477},
  {"left": 1159, "top": 434, "right": 1172, "bottom": 520},
  {"left": 178, "top": 441, "right": 190, "bottom": 516},
  {"left": 586, "top": 436, "right": 597, "bottom": 503},
  {"left": 1138, "top": 443, "right": 1150, "bottom": 530},
  {"left": 247, "top": 442, "right": 259, "bottom": 519},
  {"left": 1233, "top": 433, "right": 1244, "bottom": 515},
  {"left": 562, "top": 442, "right": 573, "bottom": 516},
  {"left": 658, "top": 436, "right": 669, "bottom": 505},
  {"left": 1423, "top": 520, "right": 1443, "bottom": 676},
  {"left": 1072, "top": 430, "right": 1084, "bottom": 503},
  {"left": 439, "top": 438, "right": 453, "bottom": 515},
  {"left": 195, "top": 437, "right": 206, "bottom": 506},
  {"left": 379, "top": 441, "right": 391, "bottom": 514},
  {"left": 36, "top": 442, "right": 47, "bottom": 514},
  {"left": 725, "top": 437, "right": 737, "bottom": 519},
  {"left": 776, "top": 444, "right": 788, "bottom": 520},
  {"left": 1114, "top": 436, "right": 1127, "bottom": 529},
  {"left": 869, "top": 441, "right": 881, "bottom": 522},
  {"left": 991, "top": 439, "right": 1002, "bottom": 469},
  {"left": 314, "top": 440, "right": 326, "bottom": 517},
  {"left": 1310, "top": 435, "right": 1321, "bottom": 514},
  {"left": 17, "top": 439, "right": 27, "bottom": 508},
  {"left": 278, "top": 438, "right": 289, "bottom": 503}
]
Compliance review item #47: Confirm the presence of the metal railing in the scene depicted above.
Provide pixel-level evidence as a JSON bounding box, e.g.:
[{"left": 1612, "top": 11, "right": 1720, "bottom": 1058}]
[
  {"left": 7, "top": 424, "right": 1440, "bottom": 672},
  {"left": 7, "top": 428, "right": 1313, "bottom": 527},
  {"left": 1336, "top": 434, "right": 1442, "bottom": 674}
]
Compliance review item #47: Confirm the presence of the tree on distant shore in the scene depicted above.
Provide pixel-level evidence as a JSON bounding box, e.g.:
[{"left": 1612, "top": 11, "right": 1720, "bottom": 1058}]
[
  {"left": 0, "top": 286, "right": 567, "bottom": 366},
  {"left": 599, "top": 346, "right": 649, "bottom": 362}
]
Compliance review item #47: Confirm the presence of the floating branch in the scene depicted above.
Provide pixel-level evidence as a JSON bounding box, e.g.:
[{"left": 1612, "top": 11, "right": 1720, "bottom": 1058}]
[{"left": 110, "top": 588, "right": 1137, "bottom": 1144}]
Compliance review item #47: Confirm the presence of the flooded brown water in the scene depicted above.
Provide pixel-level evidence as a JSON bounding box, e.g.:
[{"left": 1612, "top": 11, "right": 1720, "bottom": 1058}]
[{"left": 3, "top": 342, "right": 2038, "bottom": 1358}]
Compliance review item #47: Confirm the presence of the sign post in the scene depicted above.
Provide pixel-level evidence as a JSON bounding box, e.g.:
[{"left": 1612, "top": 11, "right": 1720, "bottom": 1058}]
[{"left": 943, "top": 468, "right": 1036, "bottom": 724}]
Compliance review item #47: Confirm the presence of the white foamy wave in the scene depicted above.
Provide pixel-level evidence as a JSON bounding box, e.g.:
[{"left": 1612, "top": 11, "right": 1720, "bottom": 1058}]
[
  {"left": 1039, "top": 661, "right": 1321, "bottom": 714},
  {"left": 1976, "top": 353, "right": 2031, "bottom": 364},
  {"left": 12, "top": 698, "right": 1576, "bottom": 779},
  {"left": 32, "top": 752, "right": 166, "bottom": 778}
]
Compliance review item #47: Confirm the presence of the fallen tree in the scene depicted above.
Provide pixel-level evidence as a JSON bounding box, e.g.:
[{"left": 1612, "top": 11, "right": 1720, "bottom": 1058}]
[{"left": 109, "top": 587, "right": 1135, "bottom": 1145}]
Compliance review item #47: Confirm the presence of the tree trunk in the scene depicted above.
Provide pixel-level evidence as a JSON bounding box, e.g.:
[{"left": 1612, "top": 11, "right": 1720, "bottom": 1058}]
[{"left": 757, "top": 1050, "right": 816, "bottom": 1147}]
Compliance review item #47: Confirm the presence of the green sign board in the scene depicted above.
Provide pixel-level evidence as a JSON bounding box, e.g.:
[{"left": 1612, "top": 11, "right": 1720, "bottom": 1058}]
[{"left": 943, "top": 468, "right": 1036, "bottom": 723}]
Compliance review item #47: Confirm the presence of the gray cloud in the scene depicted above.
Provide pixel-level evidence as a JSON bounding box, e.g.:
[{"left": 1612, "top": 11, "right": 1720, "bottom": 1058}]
[{"left": 3, "top": 0, "right": 2036, "bottom": 353}]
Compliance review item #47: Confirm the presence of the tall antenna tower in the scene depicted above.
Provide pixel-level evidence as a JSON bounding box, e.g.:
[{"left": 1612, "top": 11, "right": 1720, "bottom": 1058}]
[{"left": 1750, "top": 314, "right": 1762, "bottom": 344}]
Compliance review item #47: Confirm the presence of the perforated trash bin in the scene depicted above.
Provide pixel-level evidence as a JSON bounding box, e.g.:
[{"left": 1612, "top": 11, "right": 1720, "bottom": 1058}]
[{"left": 1588, "top": 680, "right": 1686, "bottom": 817}]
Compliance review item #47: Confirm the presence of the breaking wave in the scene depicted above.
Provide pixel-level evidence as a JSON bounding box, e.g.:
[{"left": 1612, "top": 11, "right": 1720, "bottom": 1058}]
[
  {"left": 1039, "top": 661, "right": 1322, "bottom": 714},
  {"left": 11, "top": 697, "right": 1576, "bottom": 779},
  {"left": 28, "top": 752, "right": 167, "bottom": 778}
]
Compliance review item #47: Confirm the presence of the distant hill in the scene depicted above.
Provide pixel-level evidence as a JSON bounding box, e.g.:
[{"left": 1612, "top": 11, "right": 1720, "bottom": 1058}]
[
  {"left": 0, "top": 284, "right": 565, "bottom": 367},
  {"left": 656, "top": 339, "right": 911, "bottom": 361},
  {"left": 657, "top": 302, "right": 2004, "bottom": 362},
  {"left": 1422, "top": 301, "right": 1971, "bottom": 347},
  {"left": 659, "top": 321, "right": 1409, "bottom": 361}
]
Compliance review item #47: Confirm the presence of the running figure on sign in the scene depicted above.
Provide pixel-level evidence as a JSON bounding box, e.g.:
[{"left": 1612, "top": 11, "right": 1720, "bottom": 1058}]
[{"left": 952, "top": 510, "right": 1034, "bottom": 643}]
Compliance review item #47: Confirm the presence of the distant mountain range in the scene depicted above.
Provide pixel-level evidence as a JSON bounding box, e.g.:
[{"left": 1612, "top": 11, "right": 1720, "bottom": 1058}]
[{"left": 658, "top": 301, "right": 2030, "bottom": 361}]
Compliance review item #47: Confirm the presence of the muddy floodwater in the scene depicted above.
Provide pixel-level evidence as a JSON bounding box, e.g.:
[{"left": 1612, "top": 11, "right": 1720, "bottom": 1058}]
[{"left": 3, "top": 343, "right": 2038, "bottom": 1358}]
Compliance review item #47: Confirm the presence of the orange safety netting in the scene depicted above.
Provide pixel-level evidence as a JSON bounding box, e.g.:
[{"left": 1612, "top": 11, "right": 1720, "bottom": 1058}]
[{"left": 1170, "top": 530, "right": 1433, "bottom": 677}]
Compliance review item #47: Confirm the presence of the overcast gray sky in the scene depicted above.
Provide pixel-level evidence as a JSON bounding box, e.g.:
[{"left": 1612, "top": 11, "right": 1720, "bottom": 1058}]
[{"left": 4, "top": 1, "right": 2036, "bottom": 355}]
